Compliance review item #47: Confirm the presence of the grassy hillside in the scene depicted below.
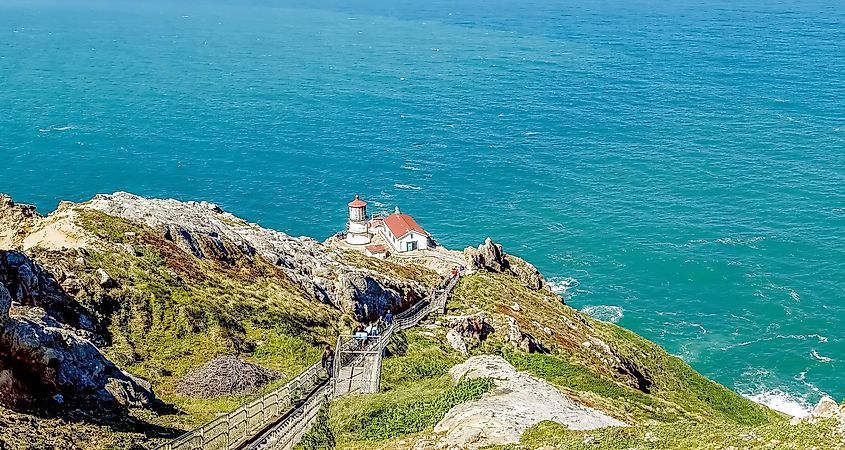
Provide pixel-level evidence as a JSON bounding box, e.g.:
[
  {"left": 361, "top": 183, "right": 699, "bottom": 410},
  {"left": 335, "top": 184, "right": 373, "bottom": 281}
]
[{"left": 315, "top": 272, "right": 840, "bottom": 449}]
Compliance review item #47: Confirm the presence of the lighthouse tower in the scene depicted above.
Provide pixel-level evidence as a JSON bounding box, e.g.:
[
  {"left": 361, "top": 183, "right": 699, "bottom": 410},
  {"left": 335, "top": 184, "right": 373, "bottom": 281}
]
[{"left": 346, "top": 195, "right": 371, "bottom": 245}]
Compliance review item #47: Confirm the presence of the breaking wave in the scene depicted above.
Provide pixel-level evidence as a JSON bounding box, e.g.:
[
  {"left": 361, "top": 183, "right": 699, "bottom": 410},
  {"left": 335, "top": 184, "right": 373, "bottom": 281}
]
[
  {"left": 746, "top": 389, "right": 814, "bottom": 417},
  {"left": 394, "top": 183, "right": 422, "bottom": 191},
  {"left": 581, "top": 305, "right": 623, "bottom": 323},
  {"left": 548, "top": 276, "right": 579, "bottom": 296}
]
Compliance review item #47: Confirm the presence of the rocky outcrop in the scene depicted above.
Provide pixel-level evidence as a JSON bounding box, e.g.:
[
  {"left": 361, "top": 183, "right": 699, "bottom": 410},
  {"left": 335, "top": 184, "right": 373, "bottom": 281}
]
[
  {"left": 0, "top": 250, "right": 98, "bottom": 339},
  {"left": 506, "top": 316, "right": 548, "bottom": 354},
  {"left": 446, "top": 329, "right": 468, "bottom": 355},
  {"left": 444, "top": 313, "right": 494, "bottom": 354},
  {"left": 433, "top": 356, "right": 626, "bottom": 449},
  {"left": 82, "top": 192, "right": 427, "bottom": 320},
  {"left": 0, "top": 195, "right": 41, "bottom": 249},
  {"left": 0, "top": 251, "right": 155, "bottom": 412},
  {"left": 464, "top": 238, "right": 551, "bottom": 294},
  {"left": 792, "top": 396, "right": 845, "bottom": 431}
]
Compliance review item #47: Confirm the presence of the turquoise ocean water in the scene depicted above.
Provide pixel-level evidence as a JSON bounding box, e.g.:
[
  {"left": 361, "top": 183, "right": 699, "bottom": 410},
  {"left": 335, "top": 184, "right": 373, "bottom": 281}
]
[{"left": 2, "top": 0, "right": 844, "bottom": 415}]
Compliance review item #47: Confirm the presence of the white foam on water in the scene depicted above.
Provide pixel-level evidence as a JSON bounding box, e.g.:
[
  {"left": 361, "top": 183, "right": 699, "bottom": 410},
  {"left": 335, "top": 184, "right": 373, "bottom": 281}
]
[
  {"left": 394, "top": 183, "right": 421, "bottom": 191},
  {"left": 548, "top": 276, "right": 579, "bottom": 296},
  {"left": 581, "top": 305, "right": 623, "bottom": 323},
  {"left": 401, "top": 164, "right": 420, "bottom": 172},
  {"left": 811, "top": 350, "right": 832, "bottom": 363},
  {"left": 40, "top": 124, "right": 77, "bottom": 133},
  {"left": 747, "top": 389, "right": 814, "bottom": 417}
]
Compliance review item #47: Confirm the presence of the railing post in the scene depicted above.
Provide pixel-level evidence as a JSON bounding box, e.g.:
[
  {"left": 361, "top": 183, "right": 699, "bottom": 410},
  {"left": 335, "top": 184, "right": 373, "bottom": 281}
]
[
  {"left": 225, "top": 415, "right": 230, "bottom": 450},
  {"left": 261, "top": 395, "right": 266, "bottom": 428}
]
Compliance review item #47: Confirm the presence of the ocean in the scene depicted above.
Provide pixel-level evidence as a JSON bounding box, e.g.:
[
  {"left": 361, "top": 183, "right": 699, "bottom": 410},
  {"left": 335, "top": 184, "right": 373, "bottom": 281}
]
[{"left": 1, "top": 0, "right": 843, "bottom": 416}]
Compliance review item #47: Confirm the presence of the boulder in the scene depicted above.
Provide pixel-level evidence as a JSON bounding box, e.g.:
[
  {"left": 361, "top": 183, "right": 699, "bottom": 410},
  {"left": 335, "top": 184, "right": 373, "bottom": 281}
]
[
  {"left": 0, "top": 253, "right": 155, "bottom": 411},
  {"left": 447, "top": 313, "right": 494, "bottom": 343},
  {"left": 96, "top": 268, "right": 115, "bottom": 288},
  {"left": 0, "top": 304, "right": 156, "bottom": 410},
  {"left": 434, "top": 355, "right": 626, "bottom": 449},
  {"left": 0, "top": 250, "right": 97, "bottom": 335},
  {"left": 811, "top": 396, "right": 839, "bottom": 419},
  {"left": 446, "top": 329, "right": 468, "bottom": 355}
]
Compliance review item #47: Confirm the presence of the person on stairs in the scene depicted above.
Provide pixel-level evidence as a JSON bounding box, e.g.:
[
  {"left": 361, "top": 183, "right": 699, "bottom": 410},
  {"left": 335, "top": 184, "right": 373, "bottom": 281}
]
[{"left": 321, "top": 345, "right": 334, "bottom": 377}]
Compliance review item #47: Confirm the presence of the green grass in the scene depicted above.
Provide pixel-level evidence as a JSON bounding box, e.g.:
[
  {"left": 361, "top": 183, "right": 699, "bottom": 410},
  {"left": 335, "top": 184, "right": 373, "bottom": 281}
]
[
  {"left": 71, "top": 210, "right": 340, "bottom": 430},
  {"left": 328, "top": 328, "right": 488, "bottom": 447},
  {"left": 380, "top": 330, "right": 463, "bottom": 385},
  {"left": 295, "top": 403, "right": 336, "bottom": 450},
  {"left": 334, "top": 377, "right": 494, "bottom": 442},
  {"left": 519, "top": 419, "right": 843, "bottom": 450},
  {"left": 450, "top": 272, "right": 776, "bottom": 426},
  {"left": 340, "top": 250, "right": 440, "bottom": 288}
]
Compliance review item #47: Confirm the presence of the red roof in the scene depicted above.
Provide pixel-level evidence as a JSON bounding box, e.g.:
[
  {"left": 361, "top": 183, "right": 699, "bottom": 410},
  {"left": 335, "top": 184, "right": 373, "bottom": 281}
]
[
  {"left": 348, "top": 195, "right": 367, "bottom": 208},
  {"left": 366, "top": 244, "right": 387, "bottom": 253},
  {"left": 384, "top": 211, "right": 429, "bottom": 239}
]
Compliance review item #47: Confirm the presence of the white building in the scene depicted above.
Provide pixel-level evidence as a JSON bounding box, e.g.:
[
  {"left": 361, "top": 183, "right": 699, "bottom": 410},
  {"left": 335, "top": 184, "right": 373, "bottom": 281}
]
[
  {"left": 379, "top": 207, "right": 431, "bottom": 253},
  {"left": 345, "top": 195, "right": 432, "bottom": 253},
  {"left": 346, "top": 195, "right": 371, "bottom": 245}
]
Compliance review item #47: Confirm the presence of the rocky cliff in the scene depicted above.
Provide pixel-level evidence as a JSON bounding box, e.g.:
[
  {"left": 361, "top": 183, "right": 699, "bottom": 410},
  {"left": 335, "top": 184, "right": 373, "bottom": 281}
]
[
  {"left": 1, "top": 192, "right": 842, "bottom": 450},
  {"left": 0, "top": 192, "right": 439, "bottom": 449}
]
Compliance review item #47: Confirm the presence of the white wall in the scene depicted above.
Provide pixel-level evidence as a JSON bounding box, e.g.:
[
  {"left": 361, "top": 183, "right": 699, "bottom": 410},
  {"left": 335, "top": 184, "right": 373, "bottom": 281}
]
[{"left": 396, "top": 232, "right": 428, "bottom": 252}]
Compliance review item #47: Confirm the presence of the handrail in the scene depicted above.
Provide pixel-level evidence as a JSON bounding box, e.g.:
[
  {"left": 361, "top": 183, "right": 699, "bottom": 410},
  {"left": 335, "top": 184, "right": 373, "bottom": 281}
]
[
  {"left": 154, "top": 362, "right": 324, "bottom": 450},
  {"left": 155, "top": 273, "right": 461, "bottom": 450}
]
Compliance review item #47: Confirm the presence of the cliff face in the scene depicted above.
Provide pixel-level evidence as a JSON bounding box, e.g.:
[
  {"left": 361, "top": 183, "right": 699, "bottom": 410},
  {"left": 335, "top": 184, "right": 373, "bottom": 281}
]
[{"left": 0, "top": 251, "right": 155, "bottom": 412}]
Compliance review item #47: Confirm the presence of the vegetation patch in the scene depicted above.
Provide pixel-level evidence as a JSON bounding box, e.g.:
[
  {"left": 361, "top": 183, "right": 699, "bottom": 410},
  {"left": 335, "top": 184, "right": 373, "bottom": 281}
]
[
  {"left": 295, "top": 403, "right": 337, "bottom": 450},
  {"left": 340, "top": 250, "right": 439, "bottom": 287},
  {"left": 71, "top": 210, "right": 339, "bottom": 430},
  {"left": 519, "top": 419, "right": 842, "bottom": 449},
  {"left": 333, "top": 377, "right": 493, "bottom": 442}
]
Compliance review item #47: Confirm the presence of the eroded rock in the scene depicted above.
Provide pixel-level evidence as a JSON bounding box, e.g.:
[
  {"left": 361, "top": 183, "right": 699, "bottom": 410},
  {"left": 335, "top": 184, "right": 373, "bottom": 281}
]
[
  {"left": 434, "top": 355, "right": 626, "bottom": 449},
  {"left": 464, "top": 238, "right": 551, "bottom": 293},
  {"left": 506, "top": 316, "right": 548, "bottom": 354},
  {"left": 446, "top": 329, "right": 468, "bottom": 355},
  {"left": 0, "top": 253, "right": 155, "bottom": 412}
]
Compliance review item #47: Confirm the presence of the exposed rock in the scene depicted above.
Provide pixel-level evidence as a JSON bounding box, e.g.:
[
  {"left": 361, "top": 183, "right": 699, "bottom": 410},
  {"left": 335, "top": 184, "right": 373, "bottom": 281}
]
[
  {"left": 811, "top": 396, "right": 839, "bottom": 419},
  {"left": 105, "top": 375, "right": 154, "bottom": 408},
  {"left": 83, "top": 192, "right": 428, "bottom": 320},
  {"left": 510, "top": 302, "right": 521, "bottom": 312},
  {"left": 59, "top": 277, "right": 85, "bottom": 297},
  {"left": 470, "top": 238, "right": 507, "bottom": 273},
  {"left": 447, "top": 313, "right": 494, "bottom": 343},
  {"left": 96, "top": 268, "right": 115, "bottom": 288},
  {"left": 0, "top": 195, "right": 42, "bottom": 249},
  {"left": 0, "top": 284, "right": 10, "bottom": 323},
  {"left": 797, "top": 395, "right": 845, "bottom": 433},
  {"left": 506, "top": 317, "right": 548, "bottom": 354},
  {"left": 0, "top": 250, "right": 97, "bottom": 335},
  {"left": 0, "top": 251, "right": 154, "bottom": 412},
  {"left": 434, "top": 356, "right": 626, "bottom": 449},
  {"left": 464, "top": 238, "right": 551, "bottom": 294},
  {"left": 176, "top": 356, "right": 282, "bottom": 399},
  {"left": 0, "top": 286, "right": 155, "bottom": 411},
  {"left": 446, "top": 329, "right": 468, "bottom": 355}
]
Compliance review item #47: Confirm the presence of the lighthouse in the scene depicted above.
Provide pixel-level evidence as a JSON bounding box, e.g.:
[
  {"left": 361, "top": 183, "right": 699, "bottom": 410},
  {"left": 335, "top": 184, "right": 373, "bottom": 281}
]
[{"left": 346, "top": 194, "right": 371, "bottom": 245}]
